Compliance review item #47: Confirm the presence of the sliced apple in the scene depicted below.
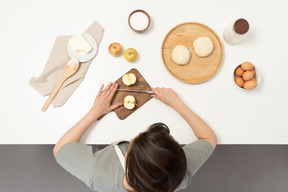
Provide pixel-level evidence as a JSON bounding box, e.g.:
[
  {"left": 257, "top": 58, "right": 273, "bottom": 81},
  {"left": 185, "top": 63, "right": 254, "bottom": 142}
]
[
  {"left": 122, "top": 73, "right": 137, "bottom": 86},
  {"left": 124, "top": 95, "right": 136, "bottom": 110}
]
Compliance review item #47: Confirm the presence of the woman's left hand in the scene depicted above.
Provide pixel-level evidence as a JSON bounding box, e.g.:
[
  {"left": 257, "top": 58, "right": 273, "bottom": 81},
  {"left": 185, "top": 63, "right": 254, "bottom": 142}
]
[{"left": 90, "top": 82, "right": 122, "bottom": 118}]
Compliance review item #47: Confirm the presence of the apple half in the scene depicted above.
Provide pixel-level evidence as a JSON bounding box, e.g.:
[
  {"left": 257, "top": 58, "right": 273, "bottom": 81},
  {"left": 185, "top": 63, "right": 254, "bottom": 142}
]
[
  {"left": 122, "top": 73, "right": 137, "bottom": 86},
  {"left": 124, "top": 95, "right": 136, "bottom": 110}
]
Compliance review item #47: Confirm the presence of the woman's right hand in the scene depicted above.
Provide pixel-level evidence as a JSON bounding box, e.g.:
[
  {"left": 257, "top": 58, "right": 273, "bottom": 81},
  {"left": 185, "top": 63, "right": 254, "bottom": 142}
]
[
  {"left": 151, "top": 87, "right": 185, "bottom": 109},
  {"left": 152, "top": 87, "right": 218, "bottom": 149}
]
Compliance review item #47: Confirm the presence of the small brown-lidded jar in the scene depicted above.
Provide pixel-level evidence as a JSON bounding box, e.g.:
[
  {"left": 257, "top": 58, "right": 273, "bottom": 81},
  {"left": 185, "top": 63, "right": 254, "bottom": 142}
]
[
  {"left": 128, "top": 10, "right": 151, "bottom": 32},
  {"left": 223, "top": 18, "right": 250, "bottom": 45}
]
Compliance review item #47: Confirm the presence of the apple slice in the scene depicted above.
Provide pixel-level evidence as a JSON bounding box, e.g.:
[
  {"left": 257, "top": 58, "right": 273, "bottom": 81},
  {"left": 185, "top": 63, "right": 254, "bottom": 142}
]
[
  {"left": 124, "top": 95, "right": 136, "bottom": 110},
  {"left": 122, "top": 73, "right": 137, "bottom": 86}
]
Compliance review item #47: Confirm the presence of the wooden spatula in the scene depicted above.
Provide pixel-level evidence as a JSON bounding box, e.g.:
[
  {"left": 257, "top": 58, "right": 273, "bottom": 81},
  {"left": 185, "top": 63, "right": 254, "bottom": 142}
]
[{"left": 41, "top": 58, "right": 80, "bottom": 112}]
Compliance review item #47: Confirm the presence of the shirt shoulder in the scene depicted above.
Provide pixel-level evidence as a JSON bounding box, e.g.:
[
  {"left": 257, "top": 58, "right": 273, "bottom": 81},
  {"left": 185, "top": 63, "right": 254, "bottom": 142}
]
[
  {"left": 183, "top": 139, "right": 214, "bottom": 175},
  {"left": 176, "top": 140, "right": 214, "bottom": 191},
  {"left": 56, "top": 142, "right": 127, "bottom": 192}
]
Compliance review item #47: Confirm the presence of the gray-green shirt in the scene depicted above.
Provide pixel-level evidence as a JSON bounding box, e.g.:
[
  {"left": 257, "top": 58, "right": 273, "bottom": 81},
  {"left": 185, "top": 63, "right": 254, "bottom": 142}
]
[{"left": 56, "top": 139, "right": 213, "bottom": 192}]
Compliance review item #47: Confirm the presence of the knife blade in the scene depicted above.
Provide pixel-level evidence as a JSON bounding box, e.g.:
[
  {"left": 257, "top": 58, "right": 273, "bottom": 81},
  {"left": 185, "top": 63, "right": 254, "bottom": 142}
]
[{"left": 117, "top": 89, "right": 154, "bottom": 94}]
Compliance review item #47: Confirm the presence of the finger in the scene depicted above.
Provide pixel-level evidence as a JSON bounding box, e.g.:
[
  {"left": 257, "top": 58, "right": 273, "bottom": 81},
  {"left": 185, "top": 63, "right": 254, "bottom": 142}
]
[
  {"left": 152, "top": 88, "right": 160, "bottom": 95},
  {"left": 152, "top": 87, "right": 158, "bottom": 92},
  {"left": 108, "top": 82, "right": 118, "bottom": 99},
  {"left": 106, "top": 82, "right": 116, "bottom": 97},
  {"left": 102, "top": 82, "right": 112, "bottom": 96},
  {"left": 109, "top": 103, "right": 122, "bottom": 111},
  {"left": 98, "top": 84, "right": 104, "bottom": 96},
  {"left": 151, "top": 94, "right": 159, "bottom": 99}
]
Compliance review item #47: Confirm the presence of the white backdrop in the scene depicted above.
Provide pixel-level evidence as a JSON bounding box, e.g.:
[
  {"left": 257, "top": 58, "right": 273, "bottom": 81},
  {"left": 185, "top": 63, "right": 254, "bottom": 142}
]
[{"left": 0, "top": 0, "right": 287, "bottom": 144}]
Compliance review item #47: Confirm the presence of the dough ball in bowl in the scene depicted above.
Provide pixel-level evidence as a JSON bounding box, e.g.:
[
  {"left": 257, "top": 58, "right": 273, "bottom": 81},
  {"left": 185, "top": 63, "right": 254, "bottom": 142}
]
[
  {"left": 171, "top": 45, "right": 191, "bottom": 65},
  {"left": 193, "top": 37, "right": 214, "bottom": 57}
]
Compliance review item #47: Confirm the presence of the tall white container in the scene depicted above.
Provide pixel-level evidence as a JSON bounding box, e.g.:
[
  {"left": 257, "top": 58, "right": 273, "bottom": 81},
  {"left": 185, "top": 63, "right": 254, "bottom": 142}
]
[{"left": 223, "top": 18, "right": 249, "bottom": 45}]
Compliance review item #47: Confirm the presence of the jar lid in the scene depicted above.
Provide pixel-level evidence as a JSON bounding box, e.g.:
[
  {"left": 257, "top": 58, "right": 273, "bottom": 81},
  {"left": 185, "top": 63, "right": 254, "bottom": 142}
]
[{"left": 234, "top": 19, "right": 249, "bottom": 34}]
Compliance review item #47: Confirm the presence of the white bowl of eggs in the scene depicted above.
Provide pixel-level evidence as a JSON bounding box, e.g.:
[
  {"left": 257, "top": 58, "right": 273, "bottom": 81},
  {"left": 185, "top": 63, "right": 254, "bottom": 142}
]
[{"left": 233, "top": 62, "right": 261, "bottom": 90}]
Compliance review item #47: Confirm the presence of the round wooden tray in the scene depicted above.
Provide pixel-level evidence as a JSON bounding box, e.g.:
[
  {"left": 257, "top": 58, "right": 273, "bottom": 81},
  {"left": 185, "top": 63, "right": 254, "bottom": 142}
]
[{"left": 161, "top": 22, "right": 223, "bottom": 83}]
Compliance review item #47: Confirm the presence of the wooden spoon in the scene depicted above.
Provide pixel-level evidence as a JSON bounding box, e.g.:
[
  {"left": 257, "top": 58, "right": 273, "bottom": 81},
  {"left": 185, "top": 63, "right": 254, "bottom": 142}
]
[{"left": 42, "top": 58, "right": 80, "bottom": 112}]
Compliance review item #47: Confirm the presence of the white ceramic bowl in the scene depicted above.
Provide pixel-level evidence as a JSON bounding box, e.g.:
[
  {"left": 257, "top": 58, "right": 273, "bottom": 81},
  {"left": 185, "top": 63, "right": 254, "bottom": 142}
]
[
  {"left": 128, "top": 9, "right": 151, "bottom": 32},
  {"left": 233, "top": 64, "right": 262, "bottom": 91}
]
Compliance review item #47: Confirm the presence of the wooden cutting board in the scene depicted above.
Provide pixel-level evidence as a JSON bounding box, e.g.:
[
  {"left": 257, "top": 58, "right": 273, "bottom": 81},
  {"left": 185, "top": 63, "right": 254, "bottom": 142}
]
[
  {"left": 162, "top": 22, "right": 223, "bottom": 83},
  {"left": 111, "top": 68, "right": 152, "bottom": 120}
]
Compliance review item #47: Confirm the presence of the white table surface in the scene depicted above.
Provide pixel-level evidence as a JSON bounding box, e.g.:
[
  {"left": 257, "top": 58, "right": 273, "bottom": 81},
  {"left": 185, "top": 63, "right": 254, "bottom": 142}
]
[{"left": 1, "top": 0, "right": 288, "bottom": 144}]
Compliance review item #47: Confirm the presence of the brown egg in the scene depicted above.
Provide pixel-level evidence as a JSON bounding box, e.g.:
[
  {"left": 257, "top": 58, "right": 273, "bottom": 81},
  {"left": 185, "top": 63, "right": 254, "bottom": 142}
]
[
  {"left": 242, "top": 71, "right": 254, "bottom": 81},
  {"left": 243, "top": 79, "right": 257, "bottom": 90},
  {"left": 235, "top": 67, "right": 244, "bottom": 77},
  {"left": 241, "top": 62, "right": 254, "bottom": 71},
  {"left": 251, "top": 69, "right": 255, "bottom": 76},
  {"left": 235, "top": 77, "right": 244, "bottom": 88}
]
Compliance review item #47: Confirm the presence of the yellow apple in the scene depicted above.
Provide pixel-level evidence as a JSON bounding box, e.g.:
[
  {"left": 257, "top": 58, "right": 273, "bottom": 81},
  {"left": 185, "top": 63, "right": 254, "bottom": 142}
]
[
  {"left": 124, "top": 95, "right": 136, "bottom": 110},
  {"left": 124, "top": 48, "right": 137, "bottom": 62},
  {"left": 122, "top": 73, "right": 137, "bottom": 86},
  {"left": 108, "top": 42, "right": 122, "bottom": 56}
]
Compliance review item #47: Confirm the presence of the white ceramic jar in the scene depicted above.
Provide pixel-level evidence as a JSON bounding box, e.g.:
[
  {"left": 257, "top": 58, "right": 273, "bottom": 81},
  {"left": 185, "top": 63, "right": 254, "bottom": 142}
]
[{"left": 223, "top": 18, "right": 249, "bottom": 45}]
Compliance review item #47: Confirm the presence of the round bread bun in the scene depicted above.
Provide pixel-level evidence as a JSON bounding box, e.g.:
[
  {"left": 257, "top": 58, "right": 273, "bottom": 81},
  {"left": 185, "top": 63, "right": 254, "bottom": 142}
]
[
  {"left": 171, "top": 45, "right": 191, "bottom": 65},
  {"left": 193, "top": 37, "right": 214, "bottom": 57}
]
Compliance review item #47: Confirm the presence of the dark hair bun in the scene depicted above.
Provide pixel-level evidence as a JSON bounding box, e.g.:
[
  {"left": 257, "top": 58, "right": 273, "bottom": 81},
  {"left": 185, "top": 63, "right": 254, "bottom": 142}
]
[
  {"left": 126, "top": 122, "right": 187, "bottom": 192},
  {"left": 147, "top": 122, "right": 170, "bottom": 134}
]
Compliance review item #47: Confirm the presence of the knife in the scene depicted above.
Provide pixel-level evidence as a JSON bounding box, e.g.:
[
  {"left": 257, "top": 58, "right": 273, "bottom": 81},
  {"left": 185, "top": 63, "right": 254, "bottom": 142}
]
[{"left": 117, "top": 89, "right": 154, "bottom": 94}]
